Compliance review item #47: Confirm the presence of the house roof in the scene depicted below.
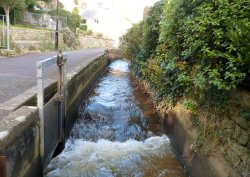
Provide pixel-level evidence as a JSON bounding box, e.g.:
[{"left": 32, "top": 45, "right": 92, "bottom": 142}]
[{"left": 81, "top": 10, "right": 105, "bottom": 20}]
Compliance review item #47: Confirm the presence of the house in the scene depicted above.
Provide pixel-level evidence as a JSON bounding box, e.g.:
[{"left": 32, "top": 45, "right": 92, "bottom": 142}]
[
  {"left": 79, "top": 0, "right": 158, "bottom": 45},
  {"left": 80, "top": 0, "right": 114, "bottom": 37}
]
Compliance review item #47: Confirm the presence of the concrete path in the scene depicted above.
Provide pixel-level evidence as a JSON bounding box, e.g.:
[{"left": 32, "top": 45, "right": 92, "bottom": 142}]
[{"left": 0, "top": 48, "right": 105, "bottom": 117}]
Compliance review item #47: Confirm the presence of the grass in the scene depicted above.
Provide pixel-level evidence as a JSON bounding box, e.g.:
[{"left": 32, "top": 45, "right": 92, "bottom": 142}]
[{"left": 0, "top": 20, "right": 53, "bottom": 31}]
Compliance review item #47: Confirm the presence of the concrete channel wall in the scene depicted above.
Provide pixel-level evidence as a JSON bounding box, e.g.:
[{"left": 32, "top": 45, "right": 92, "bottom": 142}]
[{"left": 0, "top": 51, "right": 117, "bottom": 177}]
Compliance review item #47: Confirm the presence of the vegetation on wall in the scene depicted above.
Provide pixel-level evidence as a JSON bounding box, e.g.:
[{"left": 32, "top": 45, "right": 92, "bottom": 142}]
[{"left": 119, "top": 0, "right": 250, "bottom": 154}]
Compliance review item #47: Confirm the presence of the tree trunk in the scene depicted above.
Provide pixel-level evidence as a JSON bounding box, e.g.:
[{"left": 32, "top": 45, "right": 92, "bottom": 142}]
[{"left": 4, "top": 7, "right": 10, "bottom": 50}]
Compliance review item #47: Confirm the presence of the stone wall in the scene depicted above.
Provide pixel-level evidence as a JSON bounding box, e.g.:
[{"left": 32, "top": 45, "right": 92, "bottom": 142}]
[
  {"left": 10, "top": 29, "right": 56, "bottom": 41},
  {"left": 0, "top": 28, "right": 115, "bottom": 52},
  {"left": 8, "top": 28, "right": 63, "bottom": 52},
  {"left": 162, "top": 103, "right": 240, "bottom": 177},
  {"left": 78, "top": 35, "right": 115, "bottom": 49},
  {"left": 107, "top": 49, "right": 121, "bottom": 60},
  {"left": 136, "top": 79, "right": 250, "bottom": 177},
  {"left": 160, "top": 90, "right": 250, "bottom": 177},
  {"left": 222, "top": 90, "right": 250, "bottom": 177}
]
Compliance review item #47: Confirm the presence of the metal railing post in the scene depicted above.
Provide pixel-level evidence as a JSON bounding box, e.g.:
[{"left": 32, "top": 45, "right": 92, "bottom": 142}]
[
  {"left": 56, "top": 50, "right": 64, "bottom": 142},
  {"left": 37, "top": 61, "right": 45, "bottom": 168}
]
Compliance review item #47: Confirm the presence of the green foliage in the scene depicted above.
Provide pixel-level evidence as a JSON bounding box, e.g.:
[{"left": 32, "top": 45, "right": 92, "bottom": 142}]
[
  {"left": 25, "top": 0, "right": 36, "bottom": 11},
  {"left": 121, "top": 0, "right": 250, "bottom": 105},
  {"left": 79, "top": 24, "right": 87, "bottom": 31},
  {"left": 40, "top": 0, "right": 52, "bottom": 3},
  {"left": 159, "top": 0, "right": 250, "bottom": 102},
  {"left": 182, "top": 99, "right": 197, "bottom": 113},
  {"left": 72, "top": 7, "right": 79, "bottom": 15},
  {"left": 119, "top": 22, "right": 143, "bottom": 60},
  {"left": 0, "top": 0, "right": 23, "bottom": 9},
  {"left": 178, "top": 0, "right": 250, "bottom": 91},
  {"left": 48, "top": 9, "right": 81, "bottom": 33},
  {"left": 139, "top": 0, "right": 165, "bottom": 60}
]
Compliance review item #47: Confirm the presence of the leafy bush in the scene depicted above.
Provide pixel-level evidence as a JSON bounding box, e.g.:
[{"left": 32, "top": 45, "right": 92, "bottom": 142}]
[
  {"left": 122, "top": 0, "right": 250, "bottom": 105},
  {"left": 119, "top": 22, "right": 143, "bottom": 60},
  {"left": 120, "top": 0, "right": 250, "bottom": 155},
  {"left": 80, "top": 24, "right": 87, "bottom": 31},
  {"left": 139, "top": 0, "right": 165, "bottom": 60}
]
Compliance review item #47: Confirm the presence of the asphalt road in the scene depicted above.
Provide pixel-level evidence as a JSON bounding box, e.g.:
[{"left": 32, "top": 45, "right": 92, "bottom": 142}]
[{"left": 0, "top": 48, "right": 105, "bottom": 104}]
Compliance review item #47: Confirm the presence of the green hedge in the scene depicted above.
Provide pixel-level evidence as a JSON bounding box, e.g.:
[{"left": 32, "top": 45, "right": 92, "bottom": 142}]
[{"left": 120, "top": 0, "right": 250, "bottom": 105}]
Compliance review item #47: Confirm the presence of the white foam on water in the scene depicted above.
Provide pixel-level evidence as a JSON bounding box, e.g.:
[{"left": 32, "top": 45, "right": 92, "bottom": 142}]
[
  {"left": 45, "top": 135, "right": 174, "bottom": 177},
  {"left": 45, "top": 60, "right": 185, "bottom": 177},
  {"left": 0, "top": 131, "right": 9, "bottom": 140},
  {"left": 109, "top": 60, "right": 130, "bottom": 73}
]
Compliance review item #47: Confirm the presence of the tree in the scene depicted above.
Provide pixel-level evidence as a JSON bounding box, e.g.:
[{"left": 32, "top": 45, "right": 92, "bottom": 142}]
[
  {"left": 25, "top": 0, "right": 36, "bottom": 11},
  {"left": 40, "top": 0, "right": 52, "bottom": 2},
  {"left": 139, "top": 0, "right": 165, "bottom": 60},
  {"left": 0, "top": 0, "right": 23, "bottom": 50},
  {"left": 119, "top": 22, "right": 144, "bottom": 60},
  {"left": 72, "top": 7, "right": 79, "bottom": 15}
]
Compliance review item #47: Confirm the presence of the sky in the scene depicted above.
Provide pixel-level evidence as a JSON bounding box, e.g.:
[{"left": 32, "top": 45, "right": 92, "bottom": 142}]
[
  {"left": 60, "top": 0, "right": 160, "bottom": 44},
  {"left": 60, "top": 0, "right": 159, "bottom": 16}
]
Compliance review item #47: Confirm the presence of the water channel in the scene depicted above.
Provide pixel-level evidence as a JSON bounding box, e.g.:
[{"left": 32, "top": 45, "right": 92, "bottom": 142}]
[{"left": 45, "top": 60, "right": 186, "bottom": 177}]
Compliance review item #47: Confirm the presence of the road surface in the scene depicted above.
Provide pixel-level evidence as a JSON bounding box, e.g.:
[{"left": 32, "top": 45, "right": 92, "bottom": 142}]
[{"left": 0, "top": 48, "right": 105, "bottom": 105}]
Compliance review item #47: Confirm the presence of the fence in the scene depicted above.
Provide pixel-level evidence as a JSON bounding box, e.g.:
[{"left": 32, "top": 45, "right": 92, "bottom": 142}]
[{"left": 14, "top": 11, "right": 67, "bottom": 30}]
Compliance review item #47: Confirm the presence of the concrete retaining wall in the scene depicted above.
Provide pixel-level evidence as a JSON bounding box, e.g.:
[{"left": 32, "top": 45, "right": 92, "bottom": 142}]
[
  {"left": 65, "top": 53, "right": 109, "bottom": 135},
  {"left": 0, "top": 106, "right": 41, "bottom": 177},
  {"left": 0, "top": 53, "right": 110, "bottom": 177},
  {"left": 163, "top": 103, "right": 241, "bottom": 177}
]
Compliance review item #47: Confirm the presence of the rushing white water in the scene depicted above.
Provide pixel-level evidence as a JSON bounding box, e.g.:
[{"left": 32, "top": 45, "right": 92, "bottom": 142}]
[
  {"left": 45, "top": 136, "right": 182, "bottom": 177},
  {"left": 45, "top": 60, "right": 186, "bottom": 177}
]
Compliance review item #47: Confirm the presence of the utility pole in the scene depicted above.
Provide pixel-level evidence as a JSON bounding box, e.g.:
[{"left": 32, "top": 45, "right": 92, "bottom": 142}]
[{"left": 55, "top": 0, "right": 59, "bottom": 51}]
